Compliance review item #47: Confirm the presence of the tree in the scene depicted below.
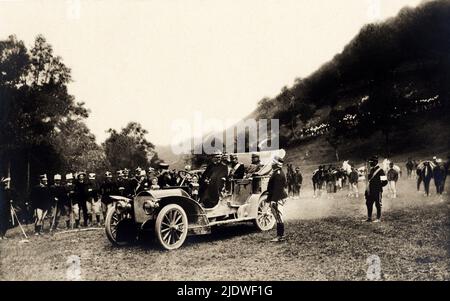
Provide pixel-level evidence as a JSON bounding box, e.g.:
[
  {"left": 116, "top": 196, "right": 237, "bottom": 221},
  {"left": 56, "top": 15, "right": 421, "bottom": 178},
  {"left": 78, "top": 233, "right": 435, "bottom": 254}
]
[
  {"left": 0, "top": 35, "right": 90, "bottom": 196},
  {"left": 103, "top": 122, "right": 156, "bottom": 171}
]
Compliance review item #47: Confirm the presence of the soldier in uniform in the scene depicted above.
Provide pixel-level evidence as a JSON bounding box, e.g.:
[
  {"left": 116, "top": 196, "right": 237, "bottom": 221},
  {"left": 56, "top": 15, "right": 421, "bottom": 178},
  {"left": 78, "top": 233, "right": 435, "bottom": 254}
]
[
  {"left": 50, "top": 174, "right": 70, "bottom": 230},
  {"left": 292, "top": 167, "right": 303, "bottom": 197},
  {"left": 387, "top": 162, "right": 399, "bottom": 198},
  {"left": 74, "top": 172, "right": 90, "bottom": 227},
  {"left": 0, "top": 177, "right": 12, "bottom": 239},
  {"left": 116, "top": 170, "right": 127, "bottom": 196},
  {"left": 65, "top": 173, "right": 76, "bottom": 229},
  {"left": 365, "top": 156, "right": 388, "bottom": 223},
  {"left": 158, "top": 163, "right": 172, "bottom": 188},
  {"left": 30, "top": 174, "right": 52, "bottom": 235},
  {"left": 229, "top": 154, "right": 245, "bottom": 180},
  {"left": 100, "top": 171, "right": 117, "bottom": 222},
  {"left": 135, "top": 170, "right": 150, "bottom": 194},
  {"left": 266, "top": 156, "right": 288, "bottom": 242},
  {"left": 86, "top": 173, "right": 101, "bottom": 226},
  {"left": 245, "top": 153, "right": 264, "bottom": 177}
]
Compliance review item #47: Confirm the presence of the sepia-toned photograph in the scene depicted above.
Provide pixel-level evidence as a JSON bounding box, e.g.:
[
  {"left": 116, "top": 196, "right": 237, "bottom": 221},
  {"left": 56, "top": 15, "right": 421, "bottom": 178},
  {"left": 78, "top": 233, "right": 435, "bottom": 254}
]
[{"left": 0, "top": 0, "right": 449, "bottom": 287}]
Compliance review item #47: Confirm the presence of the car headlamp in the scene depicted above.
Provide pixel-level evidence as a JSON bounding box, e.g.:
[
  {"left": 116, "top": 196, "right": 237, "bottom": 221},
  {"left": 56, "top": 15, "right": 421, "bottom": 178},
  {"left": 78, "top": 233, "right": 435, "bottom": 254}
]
[{"left": 143, "top": 199, "right": 159, "bottom": 214}]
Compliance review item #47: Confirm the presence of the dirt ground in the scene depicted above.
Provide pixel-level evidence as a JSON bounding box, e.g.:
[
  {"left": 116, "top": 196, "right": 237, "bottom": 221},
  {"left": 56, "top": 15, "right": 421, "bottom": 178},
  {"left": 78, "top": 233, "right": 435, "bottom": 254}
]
[{"left": 1, "top": 176, "right": 449, "bottom": 281}]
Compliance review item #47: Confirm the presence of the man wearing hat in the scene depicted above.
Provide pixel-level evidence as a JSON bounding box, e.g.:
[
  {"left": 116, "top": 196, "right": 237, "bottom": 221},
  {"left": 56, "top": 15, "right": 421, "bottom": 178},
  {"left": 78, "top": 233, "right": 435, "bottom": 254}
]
[
  {"left": 100, "top": 171, "right": 118, "bottom": 222},
  {"left": 74, "top": 172, "right": 90, "bottom": 227},
  {"left": 30, "top": 174, "right": 52, "bottom": 235},
  {"left": 292, "top": 167, "right": 303, "bottom": 197},
  {"left": 229, "top": 154, "right": 245, "bottom": 180},
  {"left": 245, "top": 153, "right": 263, "bottom": 176},
  {"left": 158, "top": 163, "right": 172, "bottom": 188},
  {"left": 116, "top": 170, "right": 127, "bottom": 197},
  {"left": 65, "top": 173, "right": 76, "bottom": 229},
  {"left": 86, "top": 173, "right": 101, "bottom": 226},
  {"left": 266, "top": 156, "right": 288, "bottom": 242},
  {"left": 0, "top": 177, "right": 12, "bottom": 239},
  {"left": 50, "top": 174, "right": 70, "bottom": 230},
  {"left": 433, "top": 159, "right": 445, "bottom": 195},
  {"left": 365, "top": 156, "right": 388, "bottom": 223},
  {"left": 199, "top": 151, "right": 228, "bottom": 208}
]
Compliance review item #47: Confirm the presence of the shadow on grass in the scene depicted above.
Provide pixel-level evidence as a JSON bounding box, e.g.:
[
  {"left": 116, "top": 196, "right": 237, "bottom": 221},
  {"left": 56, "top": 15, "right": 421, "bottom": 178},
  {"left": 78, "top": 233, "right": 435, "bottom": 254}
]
[{"left": 111, "top": 222, "right": 261, "bottom": 252}]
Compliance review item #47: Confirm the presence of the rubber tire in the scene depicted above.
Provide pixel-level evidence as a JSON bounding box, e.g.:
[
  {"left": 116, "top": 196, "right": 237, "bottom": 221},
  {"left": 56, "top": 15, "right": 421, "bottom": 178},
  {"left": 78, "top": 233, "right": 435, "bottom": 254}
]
[
  {"left": 155, "top": 204, "right": 188, "bottom": 250},
  {"left": 105, "top": 206, "right": 137, "bottom": 246},
  {"left": 254, "top": 195, "right": 276, "bottom": 231}
]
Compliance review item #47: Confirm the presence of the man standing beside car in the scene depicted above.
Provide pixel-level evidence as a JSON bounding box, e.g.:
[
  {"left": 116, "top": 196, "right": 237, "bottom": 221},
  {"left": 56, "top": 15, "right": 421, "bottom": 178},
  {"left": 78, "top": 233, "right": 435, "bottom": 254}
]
[{"left": 267, "top": 156, "right": 288, "bottom": 242}]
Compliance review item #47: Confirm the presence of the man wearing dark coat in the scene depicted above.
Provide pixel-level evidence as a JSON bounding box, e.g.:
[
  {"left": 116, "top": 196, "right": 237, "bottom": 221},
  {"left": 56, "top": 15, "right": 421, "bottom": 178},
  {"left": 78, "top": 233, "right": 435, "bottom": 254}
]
[
  {"left": 365, "top": 156, "right": 388, "bottom": 222},
  {"left": 50, "top": 174, "right": 70, "bottom": 230},
  {"left": 100, "top": 171, "right": 118, "bottom": 222},
  {"left": 267, "top": 155, "right": 288, "bottom": 242},
  {"left": 199, "top": 152, "right": 228, "bottom": 208},
  {"left": 30, "top": 174, "right": 52, "bottom": 235},
  {"left": 229, "top": 154, "right": 245, "bottom": 180},
  {"left": 74, "top": 173, "right": 90, "bottom": 227},
  {"left": 0, "top": 177, "right": 12, "bottom": 239},
  {"left": 292, "top": 167, "right": 303, "bottom": 197}
]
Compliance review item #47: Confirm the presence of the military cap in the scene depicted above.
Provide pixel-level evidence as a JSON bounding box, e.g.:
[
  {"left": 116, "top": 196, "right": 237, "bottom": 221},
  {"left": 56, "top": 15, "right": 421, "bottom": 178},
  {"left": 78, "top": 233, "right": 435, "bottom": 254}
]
[
  {"left": 40, "top": 174, "right": 48, "bottom": 181},
  {"left": 159, "top": 163, "right": 169, "bottom": 170},
  {"left": 88, "top": 173, "right": 96, "bottom": 180},
  {"left": 54, "top": 174, "right": 62, "bottom": 180},
  {"left": 369, "top": 155, "right": 379, "bottom": 162},
  {"left": 65, "top": 173, "right": 74, "bottom": 180}
]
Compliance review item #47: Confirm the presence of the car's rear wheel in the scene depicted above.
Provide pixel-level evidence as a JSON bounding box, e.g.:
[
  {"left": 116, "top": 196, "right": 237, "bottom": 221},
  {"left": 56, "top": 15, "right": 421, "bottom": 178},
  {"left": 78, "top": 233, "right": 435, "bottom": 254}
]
[
  {"left": 155, "top": 204, "right": 188, "bottom": 250},
  {"left": 254, "top": 196, "right": 276, "bottom": 231},
  {"left": 105, "top": 206, "right": 137, "bottom": 246}
]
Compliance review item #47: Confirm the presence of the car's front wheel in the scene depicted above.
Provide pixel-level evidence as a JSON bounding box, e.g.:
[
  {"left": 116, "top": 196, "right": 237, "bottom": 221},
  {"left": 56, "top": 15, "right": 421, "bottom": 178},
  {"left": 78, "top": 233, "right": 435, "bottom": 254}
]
[
  {"left": 105, "top": 206, "right": 137, "bottom": 246},
  {"left": 254, "top": 195, "right": 276, "bottom": 231},
  {"left": 155, "top": 204, "right": 188, "bottom": 250}
]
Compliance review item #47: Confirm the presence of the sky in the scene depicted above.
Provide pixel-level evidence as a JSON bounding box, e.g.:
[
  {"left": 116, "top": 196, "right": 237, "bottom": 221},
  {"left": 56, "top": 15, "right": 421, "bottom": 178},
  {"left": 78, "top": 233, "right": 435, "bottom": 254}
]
[{"left": 0, "top": 0, "right": 423, "bottom": 146}]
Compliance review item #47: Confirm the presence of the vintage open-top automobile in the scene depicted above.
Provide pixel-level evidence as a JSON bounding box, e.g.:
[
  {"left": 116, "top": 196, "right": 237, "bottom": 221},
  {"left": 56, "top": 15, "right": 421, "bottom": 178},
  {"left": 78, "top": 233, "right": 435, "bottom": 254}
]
[{"left": 105, "top": 149, "right": 286, "bottom": 250}]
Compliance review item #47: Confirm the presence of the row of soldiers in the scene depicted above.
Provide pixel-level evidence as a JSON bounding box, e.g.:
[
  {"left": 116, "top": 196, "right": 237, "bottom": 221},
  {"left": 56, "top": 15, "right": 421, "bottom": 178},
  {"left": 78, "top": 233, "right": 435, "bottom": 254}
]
[{"left": 28, "top": 163, "right": 189, "bottom": 235}]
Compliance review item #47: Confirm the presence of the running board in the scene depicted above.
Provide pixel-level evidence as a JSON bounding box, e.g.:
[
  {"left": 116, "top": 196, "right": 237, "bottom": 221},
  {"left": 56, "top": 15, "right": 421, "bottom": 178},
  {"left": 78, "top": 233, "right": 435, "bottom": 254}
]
[{"left": 207, "top": 217, "right": 255, "bottom": 226}]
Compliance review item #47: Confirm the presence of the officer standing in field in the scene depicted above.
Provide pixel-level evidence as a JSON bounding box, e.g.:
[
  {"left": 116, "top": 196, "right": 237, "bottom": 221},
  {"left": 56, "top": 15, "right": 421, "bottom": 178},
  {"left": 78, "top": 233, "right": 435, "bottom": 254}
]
[
  {"left": 50, "top": 174, "right": 70, "bottom": 230},
  {"left": 65, "top": 173, "right": 76, "bottom": 229},
  {"left": 100, "top": 171, "right": 117, "bottom": 222},
  {"left": 292, "top": 167, "right": 303, "bottom": 197},
  {"left": 365, "top": 156, "right": 388, "bottom": 223},
  {"left": 0, "top": 177, "right": 12, "bottom": 239},
  {"left": 267, "top": 156, "right": 288, "bottom": 242},
  {"left": 30, "top": 174, "right": 52, "bottom": 235},
  {"left": 87, "top": 173, "right": 101, "bottom": 226},
  {"left": 74, "top": 172, "right": 90, "bottom": 227}
]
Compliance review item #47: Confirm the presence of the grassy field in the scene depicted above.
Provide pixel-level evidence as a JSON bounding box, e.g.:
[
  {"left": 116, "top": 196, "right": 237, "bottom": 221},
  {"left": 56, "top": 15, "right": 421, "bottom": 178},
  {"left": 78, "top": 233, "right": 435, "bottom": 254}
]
[{"left": 0, "top": 176, "right": 449, "bottom": 281}]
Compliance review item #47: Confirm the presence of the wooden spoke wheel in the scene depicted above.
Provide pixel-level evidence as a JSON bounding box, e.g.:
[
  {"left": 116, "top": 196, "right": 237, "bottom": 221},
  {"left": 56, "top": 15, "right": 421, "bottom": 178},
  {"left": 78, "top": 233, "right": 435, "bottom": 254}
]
[
  {"left": 105, "top": 206, "right": 137, "bottom": 246},
  {"left": 155, "top": 204, "right": 188, "bottom": 250},
  {"left": 255, "top": 196, "right": 276, "bottom": 231}
]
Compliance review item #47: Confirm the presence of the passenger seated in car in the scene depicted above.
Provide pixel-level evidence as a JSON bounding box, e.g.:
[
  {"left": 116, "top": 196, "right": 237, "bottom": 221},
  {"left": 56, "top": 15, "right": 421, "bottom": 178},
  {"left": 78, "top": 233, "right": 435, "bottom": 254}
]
[
  {"left": 245, "top": 153, "right": 264, "bottom": 178},
  {"left": 150, "top": 177, "right": 160, "bottom": 190},
  {"left": 199, "top": 151, "right": 228, "bottom": 208}
]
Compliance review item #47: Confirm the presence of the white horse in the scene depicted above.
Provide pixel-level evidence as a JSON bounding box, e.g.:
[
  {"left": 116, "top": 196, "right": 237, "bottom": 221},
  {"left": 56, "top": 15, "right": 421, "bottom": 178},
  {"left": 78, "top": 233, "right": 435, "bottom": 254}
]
[{"left": 380, "top": 158, "right": 401, "bottom": 175}]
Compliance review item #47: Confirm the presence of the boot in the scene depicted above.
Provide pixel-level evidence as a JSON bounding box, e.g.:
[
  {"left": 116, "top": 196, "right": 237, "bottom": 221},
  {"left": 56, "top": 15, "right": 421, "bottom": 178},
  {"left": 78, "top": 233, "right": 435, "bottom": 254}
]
[
  {"left": 276, "top": 223, "right": 285, "bottom": 238},
  {"left": 75, "top": 219, "right": 80, "bottom": 228},
  {"left": 66, "top": 220, "right": 71, "bottom": 229},
  {"left": 87, "top": 214, "right": 92, "bottom": 226},
  {"left": 96, "top": 215, "right": 101, "bottom": 226}
]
